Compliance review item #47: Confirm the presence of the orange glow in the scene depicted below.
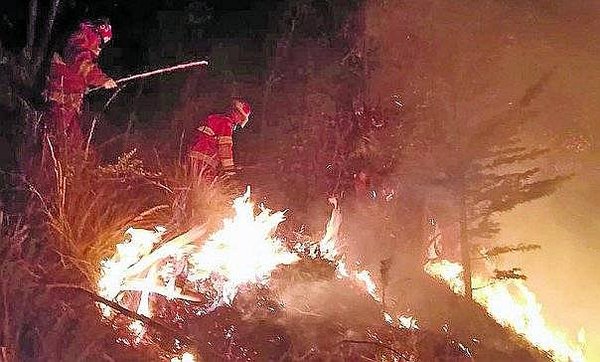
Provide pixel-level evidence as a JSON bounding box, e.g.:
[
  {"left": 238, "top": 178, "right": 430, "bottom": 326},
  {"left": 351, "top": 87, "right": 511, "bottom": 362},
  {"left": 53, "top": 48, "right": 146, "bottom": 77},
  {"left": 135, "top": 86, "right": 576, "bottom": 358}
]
[
  {"left": 425, "top": 260, "right": 586, "bottom": 361},
  {"left": 98, "top": 187, "right": 298, "bottom": 319},
  {"left": 98, "top": 189, "right": 585, "bottom": 361}
]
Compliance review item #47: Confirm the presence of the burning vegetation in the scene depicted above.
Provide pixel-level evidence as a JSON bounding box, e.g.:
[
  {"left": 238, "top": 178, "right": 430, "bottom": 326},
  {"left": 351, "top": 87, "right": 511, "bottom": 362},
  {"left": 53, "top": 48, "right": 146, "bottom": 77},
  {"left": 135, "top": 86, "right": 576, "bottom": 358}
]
[{"left": 0, "top": 0, "right": 597, "bottom": 361}]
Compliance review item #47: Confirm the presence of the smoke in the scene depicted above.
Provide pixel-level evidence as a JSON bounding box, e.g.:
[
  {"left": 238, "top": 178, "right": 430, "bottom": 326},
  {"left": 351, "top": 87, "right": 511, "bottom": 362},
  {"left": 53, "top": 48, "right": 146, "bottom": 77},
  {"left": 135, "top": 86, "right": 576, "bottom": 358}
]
[{"left": 363, "top": 0, "right": 600, "bottom": 359}]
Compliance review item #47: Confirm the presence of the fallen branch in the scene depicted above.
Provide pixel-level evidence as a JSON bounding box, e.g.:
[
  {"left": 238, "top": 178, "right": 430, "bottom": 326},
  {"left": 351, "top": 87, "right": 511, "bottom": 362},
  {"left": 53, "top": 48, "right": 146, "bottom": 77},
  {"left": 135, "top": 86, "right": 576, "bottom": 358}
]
[
  {"left": 43, "top": 283, "right": 229, "bottom": 360},
  {"left": 44, "top": 283, "right": 194, "bottom": 346},
  {"left": 119, "top": 280, "right": 203, "bottom": 302}
]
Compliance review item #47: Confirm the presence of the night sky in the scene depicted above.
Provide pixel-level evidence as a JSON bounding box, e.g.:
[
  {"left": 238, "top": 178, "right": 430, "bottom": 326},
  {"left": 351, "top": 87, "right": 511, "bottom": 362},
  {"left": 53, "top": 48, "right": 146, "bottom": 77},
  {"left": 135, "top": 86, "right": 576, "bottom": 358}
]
[{"left": 0, "top": 0, "right": 281, "bottom": 67}]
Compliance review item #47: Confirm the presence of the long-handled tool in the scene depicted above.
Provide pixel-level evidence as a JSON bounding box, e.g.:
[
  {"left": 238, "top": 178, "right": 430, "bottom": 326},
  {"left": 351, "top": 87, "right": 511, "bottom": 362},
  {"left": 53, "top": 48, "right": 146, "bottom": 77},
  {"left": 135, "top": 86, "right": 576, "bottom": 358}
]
[{"left": 87, "top": 59, "right": 209, "bottom": 93}]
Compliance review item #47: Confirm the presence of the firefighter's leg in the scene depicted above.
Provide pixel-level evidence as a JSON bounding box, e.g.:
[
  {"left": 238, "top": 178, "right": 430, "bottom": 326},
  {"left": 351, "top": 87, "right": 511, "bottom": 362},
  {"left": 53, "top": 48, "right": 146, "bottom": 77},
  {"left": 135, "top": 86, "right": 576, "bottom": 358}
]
[
  {"left": 65, "top": 110, "right": 85, "bottom": 150},
  {"left": 188, "top": 154, "right": 211, "bottom": 184},
  {"left": 188, "top": 152, "right": 219, "bottom": 183}
]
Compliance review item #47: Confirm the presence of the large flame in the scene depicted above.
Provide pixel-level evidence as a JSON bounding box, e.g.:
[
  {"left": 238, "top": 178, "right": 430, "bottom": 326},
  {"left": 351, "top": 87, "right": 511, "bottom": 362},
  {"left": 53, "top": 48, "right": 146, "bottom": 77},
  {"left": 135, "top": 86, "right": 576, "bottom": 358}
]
[
  {"left": 98, "top": 188, "right": 580, "bottom": 361},
  {"left": 425, "top": 260, "right": 586, "bottom": 362},
  {"left": 98, "top": 187, "right": 298, "bottom": 327},
  {"left": 185, "top": 187, "right": 299, "bottom": 307},
  {"left": 98, "top": 190, "right": 384, "bottom": 337}
]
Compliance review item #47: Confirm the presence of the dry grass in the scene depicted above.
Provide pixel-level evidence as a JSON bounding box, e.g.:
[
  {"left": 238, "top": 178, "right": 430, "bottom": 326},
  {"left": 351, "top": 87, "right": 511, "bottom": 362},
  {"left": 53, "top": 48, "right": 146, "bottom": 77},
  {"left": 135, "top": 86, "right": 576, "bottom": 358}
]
[
  {"left": 30, "top": 144, "right": 170, "bottom": 283},
  {"left": 0, "top": 132, "right": 240, "bottom": 360},
  {"left": 38, "top": 145, "right": 241, "bottom": 286},
  {"left": 0, "top": 208, "right": 159, "bottom": 361}
]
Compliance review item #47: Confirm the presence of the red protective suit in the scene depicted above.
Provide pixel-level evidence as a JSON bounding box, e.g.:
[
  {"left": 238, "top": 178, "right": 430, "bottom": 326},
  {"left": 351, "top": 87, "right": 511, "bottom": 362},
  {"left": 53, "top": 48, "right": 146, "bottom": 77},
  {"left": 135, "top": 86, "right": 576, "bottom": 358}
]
[
  {"left": 44, "top": 23, "right": 111, "bottom": 146},
  {"left": 188, "top": 113, "right": 236, "bottom": 179}
]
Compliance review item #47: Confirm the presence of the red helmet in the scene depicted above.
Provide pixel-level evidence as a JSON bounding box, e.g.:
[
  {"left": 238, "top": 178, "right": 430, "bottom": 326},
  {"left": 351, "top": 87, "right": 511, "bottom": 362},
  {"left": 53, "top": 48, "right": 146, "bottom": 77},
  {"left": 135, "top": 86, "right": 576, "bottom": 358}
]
[
  {"left": 233, "top": 99, "right": 252, "bottom": 127},
  {"left": 67, "top": 19, "right": 111, "bottom": 57},
  {"left": 95, "top": 21, "right": 113, "bottom": 43}
]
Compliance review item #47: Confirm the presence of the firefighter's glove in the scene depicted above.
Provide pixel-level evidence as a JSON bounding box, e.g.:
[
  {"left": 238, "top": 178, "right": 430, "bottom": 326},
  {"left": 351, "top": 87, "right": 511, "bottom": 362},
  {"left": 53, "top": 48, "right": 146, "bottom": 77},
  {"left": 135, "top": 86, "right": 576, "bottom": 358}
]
[{"left": 103, "top": 79, "right": 118, "bottom": 89}]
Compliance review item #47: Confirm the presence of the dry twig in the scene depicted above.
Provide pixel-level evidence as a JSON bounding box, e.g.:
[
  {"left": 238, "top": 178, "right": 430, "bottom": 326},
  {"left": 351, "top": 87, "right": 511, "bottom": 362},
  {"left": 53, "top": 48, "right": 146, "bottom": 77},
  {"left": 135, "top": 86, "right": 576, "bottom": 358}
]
[{"left": 44, "top": 283, "right": 195, "bottom": 346}]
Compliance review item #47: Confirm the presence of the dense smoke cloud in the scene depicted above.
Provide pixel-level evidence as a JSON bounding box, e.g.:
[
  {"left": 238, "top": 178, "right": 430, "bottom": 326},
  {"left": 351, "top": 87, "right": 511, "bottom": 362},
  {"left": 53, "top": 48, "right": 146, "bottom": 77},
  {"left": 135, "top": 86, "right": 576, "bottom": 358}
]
[{"left": 363, "top": 0, "right": 600, "bottom": 358}]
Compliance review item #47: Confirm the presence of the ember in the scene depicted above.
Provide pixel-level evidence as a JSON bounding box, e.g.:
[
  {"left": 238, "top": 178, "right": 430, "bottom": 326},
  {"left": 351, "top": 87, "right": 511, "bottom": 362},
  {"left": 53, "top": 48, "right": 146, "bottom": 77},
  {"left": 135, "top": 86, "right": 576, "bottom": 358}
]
[{"left": 171, "top": 352, "right": 195, "bottom": 362}]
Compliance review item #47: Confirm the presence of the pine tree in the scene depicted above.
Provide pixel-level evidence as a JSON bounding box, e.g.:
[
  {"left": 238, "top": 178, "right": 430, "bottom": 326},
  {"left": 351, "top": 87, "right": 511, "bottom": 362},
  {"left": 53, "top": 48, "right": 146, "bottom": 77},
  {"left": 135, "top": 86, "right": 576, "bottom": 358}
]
[{"left": 443, "top": 72, "right": 570, "bottom": 299}]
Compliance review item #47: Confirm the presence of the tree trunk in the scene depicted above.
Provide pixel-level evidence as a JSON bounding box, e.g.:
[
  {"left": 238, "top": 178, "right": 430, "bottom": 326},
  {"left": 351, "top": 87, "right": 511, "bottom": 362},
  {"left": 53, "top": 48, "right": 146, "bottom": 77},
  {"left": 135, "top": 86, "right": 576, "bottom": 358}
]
[
  {"left": 24, "top": 0, "right": 38, "bottom": 60},
  {"left": 34, "top": 0, "right": 61, "bottom": 72}
]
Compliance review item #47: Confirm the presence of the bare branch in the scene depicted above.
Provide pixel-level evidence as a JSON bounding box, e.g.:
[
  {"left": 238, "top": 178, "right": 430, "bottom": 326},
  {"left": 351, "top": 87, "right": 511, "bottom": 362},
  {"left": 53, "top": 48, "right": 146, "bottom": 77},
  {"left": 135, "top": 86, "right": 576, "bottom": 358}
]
[
  {"left": 34, "top": 0, "right": 62, "bottom": 70},
  {"left": 475, "top": 243, "right": 541, "bottom": 260},
  {"left": 44, "top": 283, "right": 195, "bottom": 346},
  {"left": 493, "top": 268, "right": 528, "bottom": 281}
]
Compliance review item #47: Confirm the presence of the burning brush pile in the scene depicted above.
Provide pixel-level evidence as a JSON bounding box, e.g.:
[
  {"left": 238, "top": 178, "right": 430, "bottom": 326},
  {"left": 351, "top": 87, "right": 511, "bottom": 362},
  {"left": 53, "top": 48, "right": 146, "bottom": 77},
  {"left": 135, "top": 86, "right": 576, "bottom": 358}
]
[
  {"left": 96, "top": 188, "right": 446, "bottom": 360},
  {"left": 93, "top": 187, "right": 585, "bottom": 361}
]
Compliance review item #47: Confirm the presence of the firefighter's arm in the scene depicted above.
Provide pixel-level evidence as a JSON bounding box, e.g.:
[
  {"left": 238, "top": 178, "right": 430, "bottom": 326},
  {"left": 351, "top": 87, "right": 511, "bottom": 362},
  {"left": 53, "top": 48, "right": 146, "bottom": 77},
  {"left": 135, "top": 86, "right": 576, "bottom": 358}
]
[{"left": 79, "top": 53, "right": 115, "bottom": 89}]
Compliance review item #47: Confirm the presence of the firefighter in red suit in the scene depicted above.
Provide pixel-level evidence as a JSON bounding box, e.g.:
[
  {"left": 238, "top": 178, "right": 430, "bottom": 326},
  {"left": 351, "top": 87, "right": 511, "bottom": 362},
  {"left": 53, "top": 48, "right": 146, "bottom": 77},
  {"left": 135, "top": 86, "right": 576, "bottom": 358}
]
[
  {"left": 44, "top": 19, "right": 117, "bottom": 147},
  {"left": 188, "top": 100, "right": 252, "bottom": 180}
]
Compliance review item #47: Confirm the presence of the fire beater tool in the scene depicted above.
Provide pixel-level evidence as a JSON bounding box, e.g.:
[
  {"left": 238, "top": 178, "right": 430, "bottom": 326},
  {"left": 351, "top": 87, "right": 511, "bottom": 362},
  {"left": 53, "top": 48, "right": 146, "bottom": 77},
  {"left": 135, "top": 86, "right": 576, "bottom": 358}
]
[{"left": 87, "top": 60, "right": 209, "bottom": 93}]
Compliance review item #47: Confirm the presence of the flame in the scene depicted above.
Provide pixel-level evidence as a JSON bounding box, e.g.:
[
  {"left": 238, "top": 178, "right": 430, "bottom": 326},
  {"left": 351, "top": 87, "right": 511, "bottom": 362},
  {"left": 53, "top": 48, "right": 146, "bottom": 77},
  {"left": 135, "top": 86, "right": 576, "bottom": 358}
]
[
  {"left": 171, "top": 352, "right": 195, "bottom": 362},
  {"left": 96, "top": 189, "right": 396, "bottom": 355},
  {"left": 98, "top": 187, "right": 298, "bottom": 329},
  {"left": 398, "top": 314, "right": 419, "bottom": 330},
  {"left": 425, "top": 260, "right": 585, "bottom": 362},
  {"left": 423, "top": 259, "right": 464, "bottom": 294},
  {"left": 100, "top": 189, "right": 582, "bottom": 362},
  {"left": 318, "top": 199, "right": 342, "bottom": 261},
  {"left": 97, "top": 226, "right": 166, "bottom": 317},
  {"left": 384, "top": 311, "right": 420, "bottom": 330},
  {"left": 577, "top": 328, "right": 586, "bottom": 347},
  {"left": 384, "top": 312, "right": 394, "bottom": 324},
  {"left": 185, "top": 187, "right": 299, "bottom": 306},
  {"left": 314, "top": 201, "right": 382, "bottom": 301},
  {"left": 355, "top": 270, "right": 380, "bottom": 302}
]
